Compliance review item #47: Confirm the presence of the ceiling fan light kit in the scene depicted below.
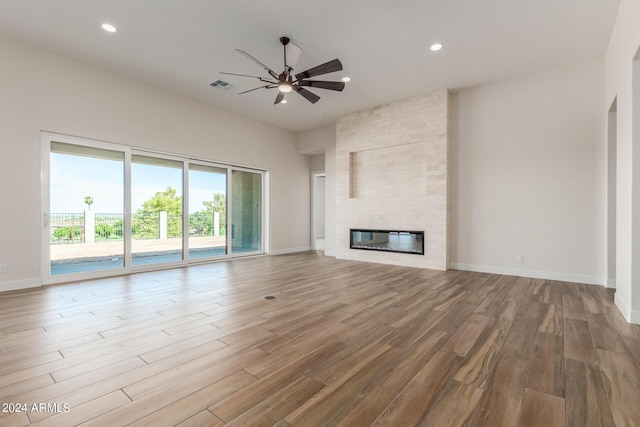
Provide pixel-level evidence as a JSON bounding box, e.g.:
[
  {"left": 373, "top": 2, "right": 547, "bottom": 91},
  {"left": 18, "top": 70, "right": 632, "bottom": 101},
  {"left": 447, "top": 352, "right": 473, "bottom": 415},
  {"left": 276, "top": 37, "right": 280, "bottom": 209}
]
[{"left": 217, "top": 36, "right": 345, "bottom": 104}]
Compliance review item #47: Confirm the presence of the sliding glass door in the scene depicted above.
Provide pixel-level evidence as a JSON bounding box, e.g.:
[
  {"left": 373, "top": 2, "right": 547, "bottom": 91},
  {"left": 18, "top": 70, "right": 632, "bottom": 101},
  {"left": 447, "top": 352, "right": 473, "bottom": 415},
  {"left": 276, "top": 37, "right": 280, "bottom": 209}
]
[
  {"left": 43, "top": 133, "right": 266, "bottom": 283},
  {"left": 188, "top": 163, "right": 227, "bottom": 259},
  {"left": 131, "top": 155, "right": 184, "bottom": 266},
  {"left": 49, "top": 142, "right": 125, "bottom": 275},
  {"left": 231, "top": 170, "right": 262, "bottom": 254}
]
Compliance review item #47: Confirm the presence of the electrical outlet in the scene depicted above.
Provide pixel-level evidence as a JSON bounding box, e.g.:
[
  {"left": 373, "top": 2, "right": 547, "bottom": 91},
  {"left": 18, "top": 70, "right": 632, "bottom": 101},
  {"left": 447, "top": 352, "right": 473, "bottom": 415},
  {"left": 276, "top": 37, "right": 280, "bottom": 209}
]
[
  {"left": 0, "top": 264, "right": 7, "bottom": 273},
  {"left": 516, "top": 255, "right": 524, "bottom": 263}
]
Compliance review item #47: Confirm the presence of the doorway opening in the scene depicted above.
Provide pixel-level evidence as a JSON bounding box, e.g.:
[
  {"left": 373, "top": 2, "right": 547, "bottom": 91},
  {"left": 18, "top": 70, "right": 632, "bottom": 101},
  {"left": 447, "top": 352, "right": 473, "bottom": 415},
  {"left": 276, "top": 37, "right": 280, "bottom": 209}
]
[{"left": 312, "top": 173, "right": 326, "bottom": 250}]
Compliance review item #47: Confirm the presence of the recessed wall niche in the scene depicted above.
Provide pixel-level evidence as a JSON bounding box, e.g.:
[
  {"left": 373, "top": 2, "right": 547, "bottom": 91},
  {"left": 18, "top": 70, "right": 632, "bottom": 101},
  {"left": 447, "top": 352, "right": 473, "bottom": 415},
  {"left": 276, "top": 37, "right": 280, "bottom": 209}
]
[
  {"left": 336, "top": 90, "right": 450, "bottom": 270},
  {"left": 349, "top": 143, "right": 428, "bottom": 199}
]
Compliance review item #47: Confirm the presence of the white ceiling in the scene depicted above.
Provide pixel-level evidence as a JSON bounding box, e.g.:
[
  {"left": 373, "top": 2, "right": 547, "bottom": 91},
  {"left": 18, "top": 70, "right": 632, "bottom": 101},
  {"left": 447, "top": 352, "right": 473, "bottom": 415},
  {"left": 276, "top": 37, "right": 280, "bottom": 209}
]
[{"left": 0, "top": 0, "right": 620, "bottom": 132}]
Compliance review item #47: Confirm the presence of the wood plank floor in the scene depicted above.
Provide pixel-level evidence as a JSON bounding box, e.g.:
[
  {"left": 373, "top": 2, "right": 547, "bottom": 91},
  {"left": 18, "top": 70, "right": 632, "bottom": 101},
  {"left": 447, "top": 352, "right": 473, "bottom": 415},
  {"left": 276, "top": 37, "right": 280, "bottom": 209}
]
[{"left": 1, "top": 252, "right": 639, "bottom": 426}]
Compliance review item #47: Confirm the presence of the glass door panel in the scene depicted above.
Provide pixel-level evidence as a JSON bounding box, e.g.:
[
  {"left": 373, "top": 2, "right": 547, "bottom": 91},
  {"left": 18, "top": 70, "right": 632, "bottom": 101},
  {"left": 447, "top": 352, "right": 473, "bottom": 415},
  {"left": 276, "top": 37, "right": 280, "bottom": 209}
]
[
  {"left": 131, "top": 155, "right": 183, "bottom": 266},
  {"left": 231, "top": 170, "right": 262, "bottom": 254},
  {"left": 188, "top": 164, "right": 227, "bottom": 259},
  {"left": 50, "top": 142, "right": 125, "bottom": 275}
]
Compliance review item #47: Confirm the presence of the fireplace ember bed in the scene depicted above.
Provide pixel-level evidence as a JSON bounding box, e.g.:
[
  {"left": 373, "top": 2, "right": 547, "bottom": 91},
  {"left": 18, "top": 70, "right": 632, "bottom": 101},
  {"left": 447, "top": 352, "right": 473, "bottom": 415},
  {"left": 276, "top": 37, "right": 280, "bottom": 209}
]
[{"left": 350, "top": 229, "right": 424, "bottom": 255}]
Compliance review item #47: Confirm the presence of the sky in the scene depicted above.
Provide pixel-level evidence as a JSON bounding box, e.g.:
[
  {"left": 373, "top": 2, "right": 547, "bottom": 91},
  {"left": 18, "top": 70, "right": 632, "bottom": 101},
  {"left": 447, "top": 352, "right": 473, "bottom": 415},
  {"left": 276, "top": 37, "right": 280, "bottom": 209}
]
[{"left": 50, "top": 153, "right": 226, "bottom": 213}]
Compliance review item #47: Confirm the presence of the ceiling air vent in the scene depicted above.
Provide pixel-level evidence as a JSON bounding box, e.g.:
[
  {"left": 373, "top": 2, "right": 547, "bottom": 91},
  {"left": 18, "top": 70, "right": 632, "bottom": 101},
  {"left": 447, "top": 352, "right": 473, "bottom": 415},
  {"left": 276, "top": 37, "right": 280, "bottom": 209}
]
[{"left": 210, "top": 80, "right": 234, "bottom": 91}]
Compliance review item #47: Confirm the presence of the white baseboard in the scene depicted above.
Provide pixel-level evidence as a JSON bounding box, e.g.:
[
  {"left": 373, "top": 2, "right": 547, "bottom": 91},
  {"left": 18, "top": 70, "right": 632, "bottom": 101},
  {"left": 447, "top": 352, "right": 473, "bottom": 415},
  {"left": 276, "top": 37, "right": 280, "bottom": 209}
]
[
  {"left": 270, "top": 246, "right": 312, "bottom": 255},
  {"left": 615, "top": 294, "right": 640, "bottom": 325},
  {"left": 324, "top": 250, "right": 337, "bottom": 257},
  {"left": 450, "top": 263, "right": 606, "bottom": 286},
  {"left": 607, "top": 278, "right": 616, "bottom": 288},
  {"left": 0, "top": 278, "right": 41, "bottom": 292}
]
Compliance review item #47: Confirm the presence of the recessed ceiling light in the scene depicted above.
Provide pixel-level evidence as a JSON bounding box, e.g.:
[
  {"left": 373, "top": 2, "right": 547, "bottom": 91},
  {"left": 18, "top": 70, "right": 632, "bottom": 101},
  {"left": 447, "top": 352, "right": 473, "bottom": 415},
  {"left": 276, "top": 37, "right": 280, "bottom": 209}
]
[
  {"left": 280, "top": 99, "right": 288, "bottom": 104},
  {"left": 430, "top": 43, "right": 443, "bottom": 51},
  {"left": 101, "top": 23, "right": 117, "bottom": 33},
  {"left": 341, "top": 77, "right": 351, "bottom": 82}
]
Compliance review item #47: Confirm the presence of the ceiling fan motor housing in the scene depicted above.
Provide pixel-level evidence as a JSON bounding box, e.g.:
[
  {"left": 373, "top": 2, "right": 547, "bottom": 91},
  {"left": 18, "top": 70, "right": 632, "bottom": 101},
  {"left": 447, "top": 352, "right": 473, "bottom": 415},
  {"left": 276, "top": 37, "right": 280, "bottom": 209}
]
[{"left": 278, "top": 73, "right": 293, "bottom": 92}]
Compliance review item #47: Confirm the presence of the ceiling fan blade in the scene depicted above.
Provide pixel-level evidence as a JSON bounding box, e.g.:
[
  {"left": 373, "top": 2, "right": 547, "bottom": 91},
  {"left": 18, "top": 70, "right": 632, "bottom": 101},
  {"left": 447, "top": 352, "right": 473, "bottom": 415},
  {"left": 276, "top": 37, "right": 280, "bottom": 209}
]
[
  {"left": 237, "top": 84, "right": 276, "bottom": 95},
  {"left": 295, "top": 58, "right": 343, "bottom": 81},
  {"left": 298, "top": 80, "right": 345, "bottom": 91},
  {"left": 293, "top": 86, "right": 320, "bottom": 104},
  {"left": 220, "top": 72, "right": 276, "bottom": 85},
  {"left": 285, "top": 42, "right": 303, "bottom": 71},
  {"left": 221, "top": 71, "right": 271, "bottom": 80},
  {"left": 274, "top": 92, "right": 285, "bottom": 105},
  {"left": 236, "top": 49, "right": 279, "bottom": 79},
  {"left": 220, "top": 71, "right": 262, "bottom": 79}
]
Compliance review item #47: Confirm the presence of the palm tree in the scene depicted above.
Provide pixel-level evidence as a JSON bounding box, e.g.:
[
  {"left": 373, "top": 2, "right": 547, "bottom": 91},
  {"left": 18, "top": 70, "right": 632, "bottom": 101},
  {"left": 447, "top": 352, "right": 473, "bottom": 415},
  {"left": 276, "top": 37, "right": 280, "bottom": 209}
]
[{"left": 84, "top": 196, "right": 94, "bottom": 211}]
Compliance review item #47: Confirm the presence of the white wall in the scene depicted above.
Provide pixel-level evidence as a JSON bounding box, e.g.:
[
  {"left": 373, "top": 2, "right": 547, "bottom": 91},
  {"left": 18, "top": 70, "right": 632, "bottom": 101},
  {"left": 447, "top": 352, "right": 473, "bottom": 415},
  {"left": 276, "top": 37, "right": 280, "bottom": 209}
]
[
  {"left": 299, "top": 61, "right": 607, "bottom": 279},
  {"left": 295, "top": 125, "right": 334, "bottom": 155},
  {"left": 314, "top": 176, "right": 326, "bottom": 238},
  {"left": 325, "top": 136, "right": 337, "bottom": 256},
  {"left": 605, "top": 0, "right": 640, "bottom": 323},
  {"left": 607, "top": 105, "right": 617, "bottom": 287},
  {"left": 451, "top": 59, "right": 606, "bottom": 284},
  {"left": 0, "top": 36, "right": 310, "bottom": 290},
  {"left": 309, "top": 154, "right": 325, "bottom": 172}
]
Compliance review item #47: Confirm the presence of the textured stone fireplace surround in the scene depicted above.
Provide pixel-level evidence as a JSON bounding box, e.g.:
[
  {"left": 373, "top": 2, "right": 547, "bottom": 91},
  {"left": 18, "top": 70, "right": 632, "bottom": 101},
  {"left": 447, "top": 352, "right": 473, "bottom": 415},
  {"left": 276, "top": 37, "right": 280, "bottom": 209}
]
[{"left": 336, "top": 90, "right": 450, "bottom": 270}]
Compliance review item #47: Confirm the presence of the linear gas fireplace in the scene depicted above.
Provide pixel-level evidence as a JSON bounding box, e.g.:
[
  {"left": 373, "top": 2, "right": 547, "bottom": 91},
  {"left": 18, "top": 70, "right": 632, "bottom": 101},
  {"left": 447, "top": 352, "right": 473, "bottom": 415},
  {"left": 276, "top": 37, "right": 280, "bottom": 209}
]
[{"left": 350, "top": 229, "right": 424, "bottom": 255}]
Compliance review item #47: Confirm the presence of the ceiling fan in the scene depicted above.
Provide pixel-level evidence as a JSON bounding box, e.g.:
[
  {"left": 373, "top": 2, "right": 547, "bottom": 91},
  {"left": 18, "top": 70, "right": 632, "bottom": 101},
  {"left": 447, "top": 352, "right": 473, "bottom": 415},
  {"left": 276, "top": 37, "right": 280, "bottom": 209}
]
[{"left": 217, "top": 37, "right": 345, "bottom": 105}]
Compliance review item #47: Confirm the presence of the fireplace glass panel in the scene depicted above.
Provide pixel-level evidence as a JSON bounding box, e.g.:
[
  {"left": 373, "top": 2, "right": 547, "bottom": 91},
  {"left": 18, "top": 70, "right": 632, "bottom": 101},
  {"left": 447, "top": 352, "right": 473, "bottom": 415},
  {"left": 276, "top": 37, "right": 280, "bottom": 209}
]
[{"left": 350, "top": 229, "right": 424, "bottom": 255}]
